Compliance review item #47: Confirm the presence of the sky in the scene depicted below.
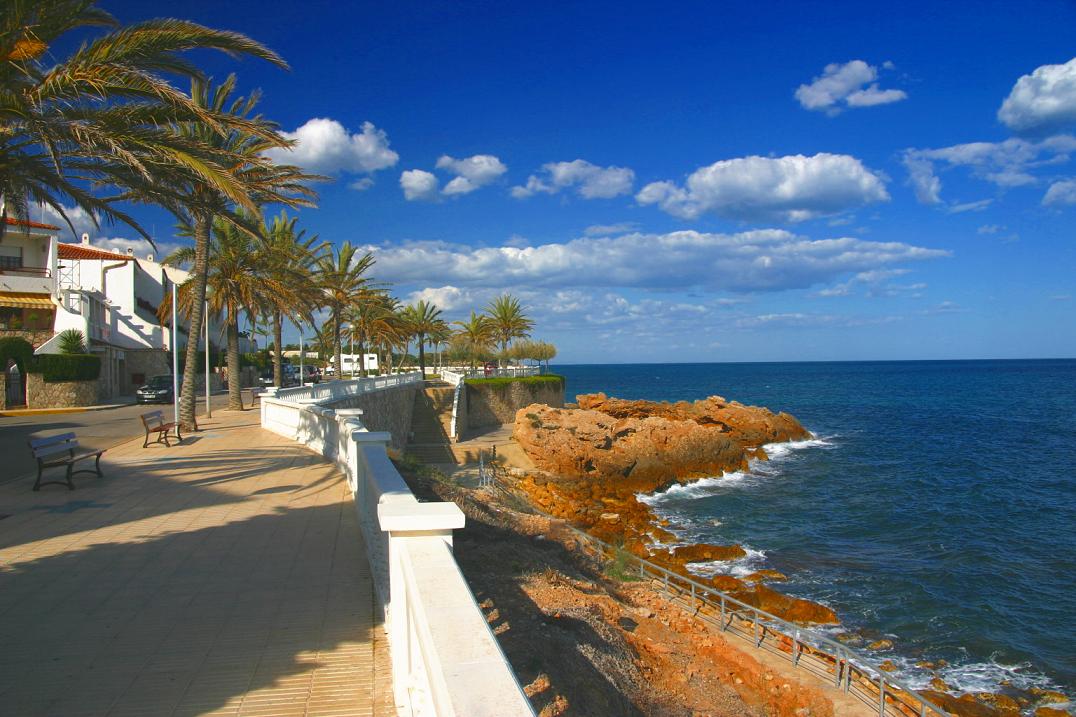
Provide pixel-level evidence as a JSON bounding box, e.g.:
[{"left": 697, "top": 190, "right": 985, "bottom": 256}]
[{"left": 49, "top": 0, "right": 1076, "bottom": 363}]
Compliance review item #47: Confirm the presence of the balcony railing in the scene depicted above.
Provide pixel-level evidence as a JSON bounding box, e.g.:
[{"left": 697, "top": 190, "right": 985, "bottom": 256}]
[{"left": 0, "top": 265, "right": 51, "bottom": 277}]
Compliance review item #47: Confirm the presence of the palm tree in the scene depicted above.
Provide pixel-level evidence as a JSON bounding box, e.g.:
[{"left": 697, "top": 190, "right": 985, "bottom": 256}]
[
  {"left": 346, "top": 291, "right": 397, "bottom": 376},
  {"left": 262, "top": 211, "right": 323, "bottom": 387},
  {"left": 484, "top": 294, "right": 534, "bottom": 366},
  {"left": 366, "top": 296, "right": 405, "bottom": 375},
  {"left": 400, "top": 300, "right": 445, "bottom": 378},
  {"left": 164, "top": 216, "right": 294, "bottom": 410},
  {"left": 316, "top": 242, "right": 375, "bottom": 378},
  {"left": 452, "top": 311, "right": 496, "bottom": 371},
  {"left": 0, "top": 0, "right": 291, "bottom": 238},
  {"left": 125, "top": 75, "right": 321, "bottom": 428}
]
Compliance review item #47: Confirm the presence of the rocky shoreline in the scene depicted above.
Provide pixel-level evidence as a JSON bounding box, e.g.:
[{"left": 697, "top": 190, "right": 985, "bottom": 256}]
[{"left": 508, "top": 392, "right": 1073, "bottom": 717}]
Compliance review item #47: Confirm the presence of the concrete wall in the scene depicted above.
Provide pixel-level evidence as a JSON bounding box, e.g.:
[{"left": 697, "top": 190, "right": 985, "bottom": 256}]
[
  {"left": 26, "top": 372, "right": 102, "bottom": 409},
  {"left": 328, "top": 384, "right": 418, "bottom": 451},
  {"left": 465, "top": 377, "right": 565, "bottom": 430}
]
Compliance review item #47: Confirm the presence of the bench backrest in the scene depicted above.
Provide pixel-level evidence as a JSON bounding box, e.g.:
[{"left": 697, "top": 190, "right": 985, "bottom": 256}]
[
  {"left": 29, "top": 432, "right": 78, "bottom": 459},
  {"left": 141, "top": 411, "right": 164, "bottom": 429}
]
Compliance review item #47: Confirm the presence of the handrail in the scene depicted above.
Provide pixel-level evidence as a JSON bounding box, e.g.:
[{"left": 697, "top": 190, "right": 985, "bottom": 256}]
[
  {"left": 0, "top": 265, "right": 51, "bottom": 277},
  {"left": 448, "top": 381, "right": 463, "bottom": 440},
  {"left": 441, "top": 366, "right": 540, "bottom": 387},
  {"left": 274, "top": 371, "right": 422, "bottom": 402},
  {"left": 565, "top": 527, "right": 947, "bottom": 717}
]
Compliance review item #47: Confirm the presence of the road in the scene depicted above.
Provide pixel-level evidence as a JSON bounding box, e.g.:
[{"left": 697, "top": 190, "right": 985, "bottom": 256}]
[{"left": 1, "top": 391, "right": 257, "bottom": 485}]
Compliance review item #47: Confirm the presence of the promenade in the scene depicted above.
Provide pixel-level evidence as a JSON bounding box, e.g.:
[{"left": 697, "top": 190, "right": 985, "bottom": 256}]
[{"left": 0, "top": 411, "right": 392, "bottom": 716}]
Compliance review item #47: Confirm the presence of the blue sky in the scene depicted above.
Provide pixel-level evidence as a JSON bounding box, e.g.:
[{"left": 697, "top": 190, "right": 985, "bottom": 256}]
[{"left": 61, "top": 1, "right": 1076, "bottom": 362}]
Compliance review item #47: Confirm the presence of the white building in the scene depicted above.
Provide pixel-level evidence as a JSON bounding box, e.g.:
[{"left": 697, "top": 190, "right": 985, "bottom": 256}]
[
  {"left": 0, "top": 217, "right": 60, "bottom": 347},
  {"left": 339, "top": 353, "right": 379, "bottom": 373}
]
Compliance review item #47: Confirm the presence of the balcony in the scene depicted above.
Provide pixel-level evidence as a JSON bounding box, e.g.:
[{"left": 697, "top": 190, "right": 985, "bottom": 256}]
[{"left": 0, "top": 266, "right": 54, "bottom": 295}]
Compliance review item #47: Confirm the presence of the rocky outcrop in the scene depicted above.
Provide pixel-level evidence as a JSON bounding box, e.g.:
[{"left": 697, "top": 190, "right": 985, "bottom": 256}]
[
  {"left": 511, "top": 393, "right": 840, "bottom": 626},
  {"left": 576, "top": 393, "right": 811, "bottom": 447}
]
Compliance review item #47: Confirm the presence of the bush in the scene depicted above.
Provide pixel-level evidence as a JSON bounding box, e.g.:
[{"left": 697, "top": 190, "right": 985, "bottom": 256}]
[
  {"left": 464, "top": 374, "right": 565, "bottom": 389},
  {"left": 57, "top": 328, "right": 86, "bottom": 354},
  {"left": 28, "top": 353, "right": 101, "bottom": 382},
  {"left": 0, "top": 336, "right": 34, "bottom": 374}
]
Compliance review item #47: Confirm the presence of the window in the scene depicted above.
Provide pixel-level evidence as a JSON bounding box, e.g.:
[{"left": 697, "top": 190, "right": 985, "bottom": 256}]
[{"left": 0, "top": 246, "right": 22, "bottom": 271}]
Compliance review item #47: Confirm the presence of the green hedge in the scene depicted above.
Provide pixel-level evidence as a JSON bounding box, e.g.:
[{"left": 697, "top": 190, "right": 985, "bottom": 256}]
[
  {"left": 28, "top": 353, "right": 101, "bottom": 382},
  {"left": 0, "top": 336, "right": 34, "bottom": 375},
  {"left": 465, "top": 374, "right": 564, "bottom": 390}
]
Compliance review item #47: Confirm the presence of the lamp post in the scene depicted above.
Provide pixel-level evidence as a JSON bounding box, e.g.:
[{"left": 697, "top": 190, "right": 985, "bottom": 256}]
[
  {"left": 204, "top": 299, "right": 211, "bottom": 419},
  {"left": 171, "top": 282, "right": 179, "bottom": 429},
  {"left": 299, "top": 330, "right": 304, "bottom": 387}
]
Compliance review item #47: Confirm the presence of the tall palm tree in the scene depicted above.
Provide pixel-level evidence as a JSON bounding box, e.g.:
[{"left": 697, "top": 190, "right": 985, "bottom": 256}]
[
  {"left": 400, "top": 300, "right": 445, "bottom": 378},
  {"left": 346, "top": 291, "right": 397, "bottom": 376},
  {"left": 164, "top": 216, "right": 293, "bottom": 410},
  {"left": 262, "top": 211, "right": 323, "bottom": 387},
  {"left": 366, "top": 295, "right": 405, "bottom": 375},
  {"left": 0, "top": 0, "right": 291, "bottom": 238},
  {"left": 452, "top": 311, "right": 496, "bottom": 371},
  {"left": 484, "top": 294, "right": 534, "bottom": 366},
  {"left": 124, "top": 75, "right": 321, "bottom": 428},
  {"left": 316, "top": 242, "right": 375, "bottom": 378}
]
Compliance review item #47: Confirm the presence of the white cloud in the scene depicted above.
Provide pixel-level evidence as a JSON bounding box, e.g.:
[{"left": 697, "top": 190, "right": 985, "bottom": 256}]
[
  {"left": 636, "top": 153, "right": 889, "bottom": 222},
  {"left": 584, "top": 222, "right": 639, "bottom": 236},
  {"left": 399, "top": 169, "right": 439, "bottom": 201},
  {"left": 405, "top": 285, "right": 473, "bottom": 311},
  {"left": 40, "top": 203, "right": 97, "bottom": 239},
  {"left": 1043, "top": 178, "right": 1076, "bottom": 206},
  {"left": 362, "top": 228, "right": 947, "bottom": 294},
  {"left": 512, "top": 160, "right": 635, "bottom": 199},
  {"left": 39, "top": 203, "right": 182, "bottom": 256},
  {"left": 947, "top": 199, "right": 992, "bottom": 213},
  {"left": 903, "top": 135, "right": 1076, "bottom": 204},
  {"left": 815, "top": 269, "right": 924, "bottom": 299},
  {"left": 795, "top": 60, "right": 907, "bottom": 114},
  {"left": 349, "top": 178, "right": 374, "bottom": 191},
  {"left": 977, "top": 224, "right": 1004, "bottom": 234},
  {"left": 998, "top": 58, "right": 1076, "bottom": 134},
  {"left": 435, "top": 154, "right": 508, "bottom": 196},
  {"left": 264, "top": 119, "right": 398, "bottom": 175},
  {"left": 92, "top": 237, "right": 184, "bottom": 261}
]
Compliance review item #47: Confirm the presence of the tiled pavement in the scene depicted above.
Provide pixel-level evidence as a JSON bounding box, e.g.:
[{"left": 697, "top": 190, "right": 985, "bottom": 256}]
[{"left": 0, "top": 411, "right": 393, "bottom": 716}]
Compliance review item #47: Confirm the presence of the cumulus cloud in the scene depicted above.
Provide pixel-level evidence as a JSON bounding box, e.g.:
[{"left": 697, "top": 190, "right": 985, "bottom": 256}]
[
  {"left": 998, "top": 58, "right": 1076, "bottom": 134},
  {"left": 399, "top": 169, "right": 439, "bottom": 201},
  {"left": 1043, "top": 178, "right": 1076, "bottom": 206},
  {"left": 512, "top": 160, "right": 635, "bottom": 199},
  {"left": 815, "top": 269, "right": 924, "bottom": 299},
  {"left": 349, "top": 178, "right": 374, "bottom": 191},
  {"left": 977, "top": 224, "right": 1003, "bottom": 235},
  {"left": 947, "top": 199, "right": 992, "bottom": 213},
  {"left": 40, "top": 203, "right": 97, "bottom": 239},
  {"left": 636, "top": 153, "right": 889, "bottom": 222},
  {"left": 903, "top": 135, "right": 1076, "bottom": 204},
  {"left": 795, "top": 60, "right": 907, "bottom": 114},
  {"left": 93, "top": 236, "right": 184, "bottom": 260},
  {"left": 435, "top": 154, "right": 508, "bottom": 196},
  {"left": 361, "top": 228, "right": 946, "bottom": 294},
  {"left": 264, "top": 119, "right": 398, "bottom": 177}
]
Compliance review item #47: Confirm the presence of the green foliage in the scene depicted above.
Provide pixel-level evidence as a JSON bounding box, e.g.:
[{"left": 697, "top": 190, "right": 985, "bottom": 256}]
[
  {"left": 605, "top": 545, "right": 643, "bottom": 582},
  {"left": 28, "top": 353, "right": 101, "bottom": 382},
  {"left": 242, "top": 350, "right": 271, "bottom": 370},
  {"left": 464, "top": 375, "right": 565, "bottom": 390},
  {"left": 57, "top": 328, "right": 86, "bottom": 354},
  {"left": 0, "top": 336, "right": 34, "bottom": 375}
]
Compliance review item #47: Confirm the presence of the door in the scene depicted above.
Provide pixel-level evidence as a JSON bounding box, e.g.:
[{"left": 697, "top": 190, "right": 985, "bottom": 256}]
[{"left": 5, "top": 360, "right": 24, "bottom": 407}]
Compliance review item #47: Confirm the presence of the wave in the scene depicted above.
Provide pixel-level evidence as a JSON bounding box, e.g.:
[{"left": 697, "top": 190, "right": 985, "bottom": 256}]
[
  {"left": 893, "top": 655, "right": 1063, "bottom": 696},
  {"left": 637, "top": 432, "right": 837, "bottom": 506},
  {"left": 685, "top": 547, "right": 768, "bottom": 579}
]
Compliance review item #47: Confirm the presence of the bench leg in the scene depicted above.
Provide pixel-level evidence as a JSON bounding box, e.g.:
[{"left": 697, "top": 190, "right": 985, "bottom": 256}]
[
  {"left": 143, "top": 429, "right": 150, "bottom": 449},
  {"left": 95, "top": 453, "right": 103, "bottom": 478},
  {"left": 33, "top": 465, "right": 42, "bottom": 491},
  {"left": 65, "top": 464, "right": 75, "bottom": 490},
  {"left": 162, "top": 429, "right": 171, "bottom": 447}
]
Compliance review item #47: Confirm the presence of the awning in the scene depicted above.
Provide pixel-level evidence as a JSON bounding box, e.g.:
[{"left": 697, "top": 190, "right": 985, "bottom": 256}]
[{"left": 0, "top": 292, "right": 55, "bottom": 309}]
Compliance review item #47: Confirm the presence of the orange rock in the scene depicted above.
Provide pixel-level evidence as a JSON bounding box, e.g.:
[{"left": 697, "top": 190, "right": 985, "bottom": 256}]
[
  {"left": 918, "top": 691, "right": 1004, "bottom": 717},
  {"left": 1035, "top": 708, "right": 1069, "bottom": 717},
  {"left": 730, "top": 585, "right": 839, "bottom": 626},
  {"left": 743, "top": 569, "right": 788, "bottom": 583},
  {"left": 708, "top": 575, "right": 747, "bottom": 592}
]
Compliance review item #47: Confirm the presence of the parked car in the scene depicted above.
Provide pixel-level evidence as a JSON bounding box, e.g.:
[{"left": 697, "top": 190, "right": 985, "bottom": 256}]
[
  {"left": 136, "top": 374, "right": 178, "bottom": 404},
  {"left": 301, "top": 365, "right": 321, "bottom": 384}
]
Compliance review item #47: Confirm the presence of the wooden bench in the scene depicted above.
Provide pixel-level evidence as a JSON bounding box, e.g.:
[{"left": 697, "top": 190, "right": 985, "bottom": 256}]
[
  {"left": 141, "top": 410, "right": 182, "bottom": 448},
  {"left": 28, "top": 433, "right": 105, "bottom": 491}
]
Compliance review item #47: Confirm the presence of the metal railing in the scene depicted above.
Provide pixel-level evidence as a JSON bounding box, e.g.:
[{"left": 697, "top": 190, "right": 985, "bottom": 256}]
[
  {"left": 0, "top": 265, "right": 50, "bottom": 277},
  {"left": 441, "top": 365, "right": 540, "bottom": 386},
  {"left": 274, "top": 371, "right": 423, "bottom": 403}
]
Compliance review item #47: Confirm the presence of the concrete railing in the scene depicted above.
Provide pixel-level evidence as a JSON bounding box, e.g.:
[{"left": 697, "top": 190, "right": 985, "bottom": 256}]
[
  {"left": 274, "top": 371, "right": 423, "bottom": 403},
  {"left": 440, "top": 366, "right": 540, "bottom": 387},
  {"left": 260, "top": 388, "right": 534, "bottom": 717}
]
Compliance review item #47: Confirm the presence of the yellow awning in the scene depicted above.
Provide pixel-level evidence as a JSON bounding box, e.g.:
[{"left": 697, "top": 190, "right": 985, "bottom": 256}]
[{"left": 0, "top": 292, "right": 55, "bottom": 309}]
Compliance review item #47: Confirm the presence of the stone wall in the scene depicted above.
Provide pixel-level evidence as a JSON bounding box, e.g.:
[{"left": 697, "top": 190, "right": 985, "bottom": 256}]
[
  {"left": 465, "top": 377, "right": 565, "bottom": 431},
  {"left": 26, "top": 373, "right": 102, "bottom": 409},
  {"left": 125, "top": 348, "right": 170, "bottom": 388},
  {"left": 0, "top": 329, "right": 52, "bottom": 348},
  {"left": 328, "top": 384, "right": 418, "bottom": 451}
]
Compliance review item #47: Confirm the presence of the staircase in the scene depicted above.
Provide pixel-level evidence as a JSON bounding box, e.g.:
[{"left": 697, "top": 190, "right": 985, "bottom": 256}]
[{"left": 406, "top": 381, "right": 458, "bottom": 464}]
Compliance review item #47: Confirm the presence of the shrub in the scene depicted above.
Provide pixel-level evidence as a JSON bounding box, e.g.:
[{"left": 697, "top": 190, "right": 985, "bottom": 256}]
[
  {"left": 0, "top": 336, "right": 33, "bottom": 374},
  {"left": 28, "top": 353, "right": 101, "bottom": 382},
  {"left": 57, "top": 328, "right": 86, "bottom": 354},
  {"left": 464, "top": 374, "right": 565, "bottom": 389}
]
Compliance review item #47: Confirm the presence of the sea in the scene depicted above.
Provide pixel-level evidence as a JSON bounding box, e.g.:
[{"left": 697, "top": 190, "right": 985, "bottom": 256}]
[{"left": 556, "top": 360, "right": 1076, "bottom": 696}]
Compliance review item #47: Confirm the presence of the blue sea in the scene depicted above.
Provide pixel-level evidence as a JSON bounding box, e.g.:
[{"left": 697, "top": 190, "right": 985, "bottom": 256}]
[{"left": 556, "top": 360, "right": 1076, "bottom": 696}]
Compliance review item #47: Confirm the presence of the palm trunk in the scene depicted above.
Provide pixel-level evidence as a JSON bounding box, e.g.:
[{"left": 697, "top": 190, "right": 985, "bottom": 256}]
[
  {"left": 358, "top": 337, "right": 366, "bottom": 376},
  {"left": 333, "top": 308, "right": 342, "bottom": 378},
  {"left": 227, "top": 315, "right": 243, "bottom": 410},
  {"left": 272, "top": 311, "right": 284, "bottom": 387},
  {"left": 179, "top": 214, "right": 210, "bottom": 431},
  {"left": 418, "top": 333, "right": 426, "bottom": 378}
]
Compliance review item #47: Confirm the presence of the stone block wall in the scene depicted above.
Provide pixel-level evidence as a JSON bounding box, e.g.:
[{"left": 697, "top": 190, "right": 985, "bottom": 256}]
[
  {"left": 328, "top": 384, "right": 418, "bottom": 451},
  {"left": 26, "top": 373, "right": 102, "bottom": 409},
  {"left": 465, "top": 377, "right": 565, "bottom": 431}
]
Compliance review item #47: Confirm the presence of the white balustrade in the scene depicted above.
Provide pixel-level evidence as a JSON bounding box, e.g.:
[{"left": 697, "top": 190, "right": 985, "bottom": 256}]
[{"left": 261, "top": 377, "right": 533, "bottom": 717}]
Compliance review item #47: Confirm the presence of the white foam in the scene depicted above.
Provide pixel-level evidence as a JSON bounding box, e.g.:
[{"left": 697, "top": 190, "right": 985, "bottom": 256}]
[
  {"left": 894, "top": 654, "right": 1062, "bottom": 697},
  {"left": 761, "top": 436, "right": 836, "bottom": 461},
  {"left": 685, "top": 547, "right": 767, "bottom": 578}
]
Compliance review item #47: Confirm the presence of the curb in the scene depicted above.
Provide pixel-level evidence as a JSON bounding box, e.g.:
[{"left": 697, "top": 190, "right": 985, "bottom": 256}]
[{"left": 0, "top": 403, "right": 134, "bottom": 417}]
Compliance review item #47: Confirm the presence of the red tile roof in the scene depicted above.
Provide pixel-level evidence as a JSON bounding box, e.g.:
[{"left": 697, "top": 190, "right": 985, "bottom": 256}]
[
  {"left": 4, "top": 216, "right": 61, "bottom": 231},
  {"left": 58, "top": 243, "right": 132, "bottom": 261}
]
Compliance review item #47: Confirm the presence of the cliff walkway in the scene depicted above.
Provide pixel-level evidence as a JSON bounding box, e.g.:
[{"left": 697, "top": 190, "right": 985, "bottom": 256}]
[{"left": 406, "top": 380, "right": 457, "bottom": 464}]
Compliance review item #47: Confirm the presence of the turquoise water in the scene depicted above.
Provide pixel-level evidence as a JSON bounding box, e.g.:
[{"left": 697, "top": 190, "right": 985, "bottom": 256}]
[{"left": 557, "top": 360, "right": 1076, "bottom": 695}]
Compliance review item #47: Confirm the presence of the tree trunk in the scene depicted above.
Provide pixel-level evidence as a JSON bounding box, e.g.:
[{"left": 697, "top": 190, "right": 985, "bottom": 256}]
[
  {"left": 179, "top": 214, "right": 210, "bottom": 431},
  {"left": 227, "top": 315, "right": 243, "bottom": 410},
  {"left": 418, "top": 332, "right": 426, "bottom": 378},
  {"left": 333, "top": 307, "right": 342, "bottom": 378},
  {"left": 272, "top": 311, "right": 284, "bottom": 387},
  {"left": 358, "top": 337, "right": 366, "bottom": 376}
]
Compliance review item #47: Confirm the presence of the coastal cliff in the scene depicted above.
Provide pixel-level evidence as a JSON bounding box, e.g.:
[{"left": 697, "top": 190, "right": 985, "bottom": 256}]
[{"left": 511, "top": 393, "right": 838, "bottom": 626}]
